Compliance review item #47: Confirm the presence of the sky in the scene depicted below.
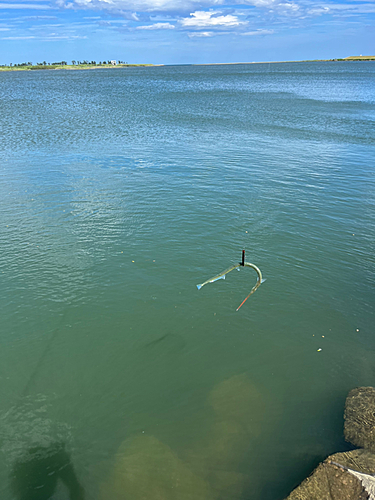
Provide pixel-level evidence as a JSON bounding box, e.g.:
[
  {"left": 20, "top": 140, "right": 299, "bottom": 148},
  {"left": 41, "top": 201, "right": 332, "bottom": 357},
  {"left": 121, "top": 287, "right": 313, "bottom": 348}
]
[{"left": 0, "top": 0, "right": 374, "bottom": 64}]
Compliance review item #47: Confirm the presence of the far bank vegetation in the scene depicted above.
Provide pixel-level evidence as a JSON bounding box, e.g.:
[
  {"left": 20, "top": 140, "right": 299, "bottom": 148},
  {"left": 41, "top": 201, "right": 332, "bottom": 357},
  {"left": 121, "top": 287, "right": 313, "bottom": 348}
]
[{"left": 0, "top": 60, "right": 154, "bottom": 71}]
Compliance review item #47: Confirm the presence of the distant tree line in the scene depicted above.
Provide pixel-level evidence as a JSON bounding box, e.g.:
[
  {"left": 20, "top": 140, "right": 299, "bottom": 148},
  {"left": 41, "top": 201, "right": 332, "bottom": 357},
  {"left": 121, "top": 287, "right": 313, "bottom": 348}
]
[
  {"left": 7, "top": 62, "right": 33, "bottom": 67},
  {"left": 35, "top": 61, "right": 68, "bottom": 66},
  {"left": 71, "top": 60, "right": 127, "bottom": 65},
  {"left": 1, "top": 60, "right": 129, "bottom": 67},
  {"left": 1, "top": 61, "right": 67, "bottom": 67}
]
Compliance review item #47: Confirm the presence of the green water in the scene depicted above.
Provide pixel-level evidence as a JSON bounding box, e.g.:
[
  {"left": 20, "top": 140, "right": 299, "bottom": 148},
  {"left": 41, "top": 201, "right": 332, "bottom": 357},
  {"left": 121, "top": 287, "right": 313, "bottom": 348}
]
[{"left": 0, "top": 62, "right": 374, "bottom": 499}]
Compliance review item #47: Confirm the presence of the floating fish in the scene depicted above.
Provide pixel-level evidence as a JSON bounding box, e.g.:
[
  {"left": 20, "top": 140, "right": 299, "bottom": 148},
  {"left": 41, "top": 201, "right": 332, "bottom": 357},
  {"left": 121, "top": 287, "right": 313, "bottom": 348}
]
[
  {"left": 197, "top": 251, "right": 264, "bottom": 311},
  {"left": 196, "top": 264, "right": 239, "bottom": 291}
]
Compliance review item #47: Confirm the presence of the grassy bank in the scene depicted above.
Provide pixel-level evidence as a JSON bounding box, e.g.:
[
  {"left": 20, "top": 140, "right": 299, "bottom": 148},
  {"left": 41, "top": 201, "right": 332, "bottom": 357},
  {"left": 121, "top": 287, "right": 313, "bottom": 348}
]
[{"left": 341, "top": 55, "right": 375, "bottom": 60}]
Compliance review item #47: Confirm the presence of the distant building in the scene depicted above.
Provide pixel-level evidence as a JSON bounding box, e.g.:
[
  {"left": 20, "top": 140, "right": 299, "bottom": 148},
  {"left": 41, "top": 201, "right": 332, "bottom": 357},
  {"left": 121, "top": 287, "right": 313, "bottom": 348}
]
[{"left": 111, "top": 60, "right": 117, "bottom": 66}]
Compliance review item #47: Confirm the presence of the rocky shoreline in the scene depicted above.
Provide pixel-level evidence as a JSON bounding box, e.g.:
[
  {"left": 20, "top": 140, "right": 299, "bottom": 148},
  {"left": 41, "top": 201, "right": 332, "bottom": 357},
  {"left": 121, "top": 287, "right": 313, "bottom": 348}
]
[{"left": 285, "top": 387, "right": 375, "bottom": 500}]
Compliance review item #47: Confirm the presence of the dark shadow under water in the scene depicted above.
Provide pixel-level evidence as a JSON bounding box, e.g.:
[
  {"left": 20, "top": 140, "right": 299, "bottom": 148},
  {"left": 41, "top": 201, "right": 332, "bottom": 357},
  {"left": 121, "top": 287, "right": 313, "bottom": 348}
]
[{"left": 10, "top": 442, "right": 84, "bottom": 500}]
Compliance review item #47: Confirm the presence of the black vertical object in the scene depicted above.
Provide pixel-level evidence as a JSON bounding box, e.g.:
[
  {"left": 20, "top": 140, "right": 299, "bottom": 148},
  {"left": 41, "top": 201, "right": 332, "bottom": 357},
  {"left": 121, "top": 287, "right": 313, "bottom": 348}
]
[{"left": 241, "top": 250, "right": 245, "bottom": 266}]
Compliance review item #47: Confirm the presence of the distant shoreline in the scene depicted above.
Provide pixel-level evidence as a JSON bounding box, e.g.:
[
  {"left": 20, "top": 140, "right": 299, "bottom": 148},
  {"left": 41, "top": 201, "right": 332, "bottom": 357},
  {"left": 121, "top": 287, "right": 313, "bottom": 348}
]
[
  {"left": 0, "top": 63, "right": 157, "bottom": 72},
  {"left": 0, "top": 56, "right": 374, "bottom": 72},
  {"left": 193, "top": 56, "right": 375, "bottom": 65}
]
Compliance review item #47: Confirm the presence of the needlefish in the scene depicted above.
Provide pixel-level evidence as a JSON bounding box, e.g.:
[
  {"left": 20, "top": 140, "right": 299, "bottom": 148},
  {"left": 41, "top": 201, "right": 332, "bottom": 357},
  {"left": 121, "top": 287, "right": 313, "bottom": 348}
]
[{"left": 197, "top": 250, "right": 264, "bottom": 311}]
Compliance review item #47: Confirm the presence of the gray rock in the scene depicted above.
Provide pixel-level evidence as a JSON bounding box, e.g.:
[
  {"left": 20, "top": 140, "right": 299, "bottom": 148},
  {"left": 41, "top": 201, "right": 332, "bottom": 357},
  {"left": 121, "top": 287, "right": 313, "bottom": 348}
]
[
  {"left": 345, "top": 387, "right": 375, "bottom": 450},
  {"left": 285, "top": 385, "right": 375, "bottom": 500},
  {"left": 285, "top": 449, "right": 375, "bottom": 500}
]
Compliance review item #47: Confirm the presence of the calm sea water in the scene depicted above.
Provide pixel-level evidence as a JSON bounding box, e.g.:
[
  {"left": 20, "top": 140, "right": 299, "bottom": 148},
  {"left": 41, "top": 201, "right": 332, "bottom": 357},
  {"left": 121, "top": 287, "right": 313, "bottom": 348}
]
[{"left": 0, "top": 62, "right": 374, "bottom": 500}]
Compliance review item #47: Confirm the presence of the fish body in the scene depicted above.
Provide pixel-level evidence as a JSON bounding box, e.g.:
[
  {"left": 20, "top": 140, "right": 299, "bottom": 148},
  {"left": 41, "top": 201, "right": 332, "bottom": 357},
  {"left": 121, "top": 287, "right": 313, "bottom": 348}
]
[{"left": 196, "top": 264, "right": 239, "bottom": 290}]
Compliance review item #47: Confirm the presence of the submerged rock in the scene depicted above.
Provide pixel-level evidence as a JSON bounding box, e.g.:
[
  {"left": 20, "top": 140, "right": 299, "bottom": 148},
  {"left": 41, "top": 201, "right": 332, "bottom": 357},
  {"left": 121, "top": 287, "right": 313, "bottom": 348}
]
[
  {"left": 286, "top": 449, "right": 375, "bottom": 500},
  {"left": 208, "top": 374, "right": 265, "bottom": 438},
  {"left": 101, "top": 374, "right": 265, "bottom": 500},
  {"left": 100, "top": 434, "right": 214, "bottom": 500},
  {"left": 186, "top": 374, "right": 265, "bottom": 498},
  {"left": 345, "top": 387, "right": 375, "bottom": 451},
  {"left": 286, "top": 386, "right": 375, "bottom": 500}
]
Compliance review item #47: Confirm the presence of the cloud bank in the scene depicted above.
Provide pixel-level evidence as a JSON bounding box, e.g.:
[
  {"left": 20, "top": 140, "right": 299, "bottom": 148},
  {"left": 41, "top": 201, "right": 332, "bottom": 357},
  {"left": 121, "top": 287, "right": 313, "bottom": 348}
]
[
  {"left": 179, "top": 11, "right": 247, "bottom": 28},
  {"left": 1, "top": 0, "right": 373, "bottom": 63}
]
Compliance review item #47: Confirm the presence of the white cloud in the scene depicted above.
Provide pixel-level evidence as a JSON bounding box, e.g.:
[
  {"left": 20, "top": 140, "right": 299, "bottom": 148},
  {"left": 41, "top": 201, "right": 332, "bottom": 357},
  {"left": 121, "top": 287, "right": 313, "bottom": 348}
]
[
  {"left": 137, "top": 21, "right": 174, "bottom": 27},
  {"left": 0, "top": 3, "right": 51, "bottom": 8},
  {"left": 278, "top": 2, "right": 299, "bottom": 11},
  {"left": 240, "top": 0, "right": 276, "bottom": 7},
  {"left": 307, "top": 2, "right": 375, "bottom": 15},
  {"left": 307, "top": 5, "right": 329, "bottom": 15},
  {"left": 187, "top": 30, "right": 213, "bottom": 35},
  {"left": 44, "top": 33, "right": 87, "bottom": 38},
  {"left": 239, "top": 0, "right": 300, "bottom": 12},
  {"left": 150, "top": 14, "right": 177, "bottom": 20},
  {"left": 242, "top": 28, "right": 274, "bottom": 34},
  {"left": 23, "top": 14, "right": 58, "bottom": 18},
  {"left": 60, "top": 0, "right": 221, "bottom": 12},
  {"left": 180, "top": 10, "right": 247, "bottom": 27},
  {"left": 51, "top": 0, "right": 364, "bottom": 24},
  {"left": 335, "top": 2, "right": 375, "bottom": 12}
]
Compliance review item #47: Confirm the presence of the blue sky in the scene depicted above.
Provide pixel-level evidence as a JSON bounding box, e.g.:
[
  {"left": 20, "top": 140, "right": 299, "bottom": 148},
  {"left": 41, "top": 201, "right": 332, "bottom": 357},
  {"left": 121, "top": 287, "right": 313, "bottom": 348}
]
[{"left": 0, "top": 0, "right": 374, "bottom": 64}]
